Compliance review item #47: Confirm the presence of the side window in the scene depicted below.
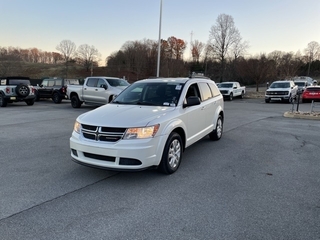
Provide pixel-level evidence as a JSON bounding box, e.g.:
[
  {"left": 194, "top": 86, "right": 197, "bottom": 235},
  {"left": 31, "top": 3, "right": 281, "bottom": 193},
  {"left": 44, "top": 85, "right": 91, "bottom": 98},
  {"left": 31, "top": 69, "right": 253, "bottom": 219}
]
[
  {"left": 208, "top": 82, "right": 221, "bottom": 97},
  {"left": 185, "top": 83, "right": 200, "bottom": 99},
  {"left": 97, "top": 79, "right": 106, "bottom": 88},
  {"left": 55, "top": 79, "right": 62, "bottom": 86},
  {"left": 86, "top": 78, "right": 98, "bottom": 87},
  {"left": 199, "top": 82, "right": 213, "bottom": 101},
  {"left": 48, "top": 80, "right": 55, "bottom": 87},
  {"left": 42, "top": 80, "right": 49, "bottom": 87}
]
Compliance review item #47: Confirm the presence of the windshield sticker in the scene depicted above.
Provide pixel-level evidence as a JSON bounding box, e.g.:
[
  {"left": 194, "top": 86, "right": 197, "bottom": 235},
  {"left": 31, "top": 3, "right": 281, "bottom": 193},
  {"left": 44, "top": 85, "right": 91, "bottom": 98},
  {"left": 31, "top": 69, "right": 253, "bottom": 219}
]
[
  {"left": 175, "top": 85, "right": 182, "bottom": 90},
  {"left": 163, "top": 102, "right": 170, "bottom": 106}
]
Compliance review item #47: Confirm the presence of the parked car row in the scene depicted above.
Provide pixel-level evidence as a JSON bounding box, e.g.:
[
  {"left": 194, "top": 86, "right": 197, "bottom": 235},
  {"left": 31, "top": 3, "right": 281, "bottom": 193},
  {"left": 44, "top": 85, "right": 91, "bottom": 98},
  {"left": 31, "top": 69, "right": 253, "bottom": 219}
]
[
  {"left": 265, "top": 79, "right": 319, "bottom": 103},
  {"left": 0, "top": 76, "right": 130, "bottom": 107}
]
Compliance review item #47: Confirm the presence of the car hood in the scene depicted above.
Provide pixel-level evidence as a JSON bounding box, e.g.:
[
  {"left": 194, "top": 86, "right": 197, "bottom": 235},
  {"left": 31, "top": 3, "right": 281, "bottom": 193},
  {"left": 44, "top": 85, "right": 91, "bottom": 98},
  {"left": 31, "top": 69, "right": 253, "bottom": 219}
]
[
  {"left": 77, "top": 104, "right": 175, "bottom": 127},
  {"left": 112, "top": 86, "right": 128, "bottom": 93},
  {"left": 218, "top": 87, "right": 232, "bottom": 91}
]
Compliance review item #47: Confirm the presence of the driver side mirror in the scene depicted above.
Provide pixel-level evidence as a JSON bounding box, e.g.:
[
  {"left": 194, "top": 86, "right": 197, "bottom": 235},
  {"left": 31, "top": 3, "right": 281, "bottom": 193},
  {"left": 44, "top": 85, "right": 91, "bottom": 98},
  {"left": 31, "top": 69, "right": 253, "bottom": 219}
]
[{"left": 101, "top": 84, "right": 108, "bottom": 90}]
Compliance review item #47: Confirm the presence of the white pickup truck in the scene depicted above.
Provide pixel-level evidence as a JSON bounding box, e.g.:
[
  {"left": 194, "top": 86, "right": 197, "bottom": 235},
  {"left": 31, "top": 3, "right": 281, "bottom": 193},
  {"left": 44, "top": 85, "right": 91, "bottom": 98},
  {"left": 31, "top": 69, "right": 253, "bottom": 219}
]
[
  {"left": 217, "top": 82, "right": 246, "bottom": 100},
  {"left": 67, "top": 76, "right": 130, "bottom": 108}
]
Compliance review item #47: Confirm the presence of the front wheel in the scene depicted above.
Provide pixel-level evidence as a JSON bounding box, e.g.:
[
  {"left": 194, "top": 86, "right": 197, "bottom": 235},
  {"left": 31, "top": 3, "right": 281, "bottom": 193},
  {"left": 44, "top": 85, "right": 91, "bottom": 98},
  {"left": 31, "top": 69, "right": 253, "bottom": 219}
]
[
  {"left": 229, "top": 93, "right": 233, "bottom": 101},
  {"left": 209, "top": 115, "right": 223, "bottom": 141},
  {"left": 158, "top": 132, "right": 183, "bottom": 174},
  {"left": 71, "top": 95, "right": 82, "bottom": 108},
  {"left": 52, "top": 92, "right": 62, "bottom": 103}
]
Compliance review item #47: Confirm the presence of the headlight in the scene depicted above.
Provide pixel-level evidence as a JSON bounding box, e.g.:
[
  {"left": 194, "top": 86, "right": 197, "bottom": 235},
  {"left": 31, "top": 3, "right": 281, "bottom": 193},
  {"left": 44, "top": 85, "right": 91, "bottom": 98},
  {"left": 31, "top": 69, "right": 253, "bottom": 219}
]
[
  {"left": 73, "top": 121, "right": 81, "bottom": 134},
  {"left": 123, "top": 124, "right": 160, "bottom": 139}
]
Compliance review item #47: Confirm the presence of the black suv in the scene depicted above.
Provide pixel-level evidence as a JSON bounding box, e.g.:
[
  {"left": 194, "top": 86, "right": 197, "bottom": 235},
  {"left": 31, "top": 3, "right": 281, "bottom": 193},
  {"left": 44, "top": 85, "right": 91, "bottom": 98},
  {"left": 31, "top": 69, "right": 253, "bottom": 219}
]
[{"left": 35, "top": 78, "right": 71, "bottom": 103}]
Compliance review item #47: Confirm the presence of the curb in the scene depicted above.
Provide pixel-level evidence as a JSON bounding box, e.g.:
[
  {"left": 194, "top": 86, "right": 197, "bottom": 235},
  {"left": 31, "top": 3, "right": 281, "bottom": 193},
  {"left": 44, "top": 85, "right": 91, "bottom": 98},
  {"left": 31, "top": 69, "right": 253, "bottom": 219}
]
[{"left": 283, "top": 111, "right": 320, "bottom": 121}]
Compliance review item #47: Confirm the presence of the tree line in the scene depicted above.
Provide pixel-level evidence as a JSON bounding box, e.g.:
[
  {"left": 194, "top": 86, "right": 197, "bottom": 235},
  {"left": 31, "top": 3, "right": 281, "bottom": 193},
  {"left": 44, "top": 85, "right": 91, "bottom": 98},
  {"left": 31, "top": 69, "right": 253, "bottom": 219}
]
[{"left": 1, "top": 14, "right": 319, "bottom": 89}]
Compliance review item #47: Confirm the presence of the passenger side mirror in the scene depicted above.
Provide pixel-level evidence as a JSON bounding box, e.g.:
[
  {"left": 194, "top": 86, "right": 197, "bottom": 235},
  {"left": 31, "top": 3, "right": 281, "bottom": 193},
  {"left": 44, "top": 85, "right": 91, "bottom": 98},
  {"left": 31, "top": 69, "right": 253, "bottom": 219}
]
[
  {"left": 183, "top": 96, "right": 201, "bottom": 108},
  {"left": 101, "top": 84, "right": 108, "bottom": 90}
]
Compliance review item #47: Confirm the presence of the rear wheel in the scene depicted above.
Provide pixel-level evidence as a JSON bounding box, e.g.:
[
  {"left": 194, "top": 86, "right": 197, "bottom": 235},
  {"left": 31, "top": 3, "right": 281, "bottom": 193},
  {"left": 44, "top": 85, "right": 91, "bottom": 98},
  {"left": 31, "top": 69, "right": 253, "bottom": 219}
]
[
  {"left": 52, "top": 92, "right": 62, "bottom": 103},
  {"left": 71, "top": 95, "right": 82, "bottom": 108},
  {"left": 158, "top": 132, "right": 182, "bottom": 174},
  {"left": 0, "top": 94, "right": 7, "bottom": 107},
  {"left": 209, "top": 115, "right": 223, "bottom": 141},
  {"left": 240, "top": 91, "right": 244, "bottom": 99}
]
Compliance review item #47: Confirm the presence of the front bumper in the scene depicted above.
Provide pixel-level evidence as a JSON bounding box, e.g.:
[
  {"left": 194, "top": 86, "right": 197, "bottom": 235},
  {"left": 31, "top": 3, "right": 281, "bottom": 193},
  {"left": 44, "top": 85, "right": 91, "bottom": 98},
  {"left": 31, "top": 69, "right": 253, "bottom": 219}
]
[
  {"left": 265, "top": 94, "right": 290, "bottom": 101},
  {"left": 70, "top": 131, "right": 167, "bottom": 171}
]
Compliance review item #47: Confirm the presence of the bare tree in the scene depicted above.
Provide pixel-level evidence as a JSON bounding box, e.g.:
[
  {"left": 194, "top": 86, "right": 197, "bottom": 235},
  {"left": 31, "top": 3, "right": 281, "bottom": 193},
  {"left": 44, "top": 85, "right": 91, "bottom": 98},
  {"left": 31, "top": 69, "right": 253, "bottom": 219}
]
[
  {"left": 208, "top": 14, "right": 241, "bottom": 82},
  {"left": 304, "top": 41, "right": 320, "bottom": 76},
  {"left": 76, "top": 44, "right": 101, "bottom": 73},
  {"left": 56, "top": 40, "right": 76, "bottom": 78},
  {"left": 191, "top": 40, "right": 204, "bottom": 62}
]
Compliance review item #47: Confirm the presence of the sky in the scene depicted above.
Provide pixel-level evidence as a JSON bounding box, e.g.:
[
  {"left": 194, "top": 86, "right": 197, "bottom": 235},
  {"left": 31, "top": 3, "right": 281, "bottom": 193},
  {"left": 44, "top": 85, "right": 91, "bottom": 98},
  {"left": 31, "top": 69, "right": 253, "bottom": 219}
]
[{"left": 1, "top": 0, "right": 320, "bottom": 65}]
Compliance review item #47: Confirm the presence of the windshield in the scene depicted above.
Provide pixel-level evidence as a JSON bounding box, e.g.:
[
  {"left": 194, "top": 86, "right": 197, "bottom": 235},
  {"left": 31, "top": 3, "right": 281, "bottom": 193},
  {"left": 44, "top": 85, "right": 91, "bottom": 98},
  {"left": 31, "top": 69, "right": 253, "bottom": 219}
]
[
  {"left": 218, "top": 83, "right": 233, "bottom": 88},
  {"left": 270, "top": 82, "right": 290, "bottom": 88},
  {"left": 294, "top": 82, "right": 306, "bottom": 87},
  {"left": 106, "top": 78, "right": 130, "bottom": 87},
  {"left": 112, "top": 82, "right": 184, "bottom": 106}
]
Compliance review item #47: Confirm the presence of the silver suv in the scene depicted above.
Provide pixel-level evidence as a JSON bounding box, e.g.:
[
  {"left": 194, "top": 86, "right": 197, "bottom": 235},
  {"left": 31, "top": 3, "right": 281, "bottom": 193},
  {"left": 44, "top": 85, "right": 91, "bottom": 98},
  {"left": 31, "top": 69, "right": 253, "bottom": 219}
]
[
  {"left": 0, "top": 76, "right": 36, "bottom": 107},
  {"left": 265, "top": 80, "right": 298, "bottom": 103}
]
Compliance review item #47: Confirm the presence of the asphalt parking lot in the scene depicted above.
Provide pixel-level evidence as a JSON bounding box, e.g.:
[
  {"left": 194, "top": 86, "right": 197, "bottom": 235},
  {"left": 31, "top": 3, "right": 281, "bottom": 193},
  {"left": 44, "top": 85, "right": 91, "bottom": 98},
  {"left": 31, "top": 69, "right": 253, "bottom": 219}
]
[{"left": 0, "top": 99, "right": 319, "bottom": 240}]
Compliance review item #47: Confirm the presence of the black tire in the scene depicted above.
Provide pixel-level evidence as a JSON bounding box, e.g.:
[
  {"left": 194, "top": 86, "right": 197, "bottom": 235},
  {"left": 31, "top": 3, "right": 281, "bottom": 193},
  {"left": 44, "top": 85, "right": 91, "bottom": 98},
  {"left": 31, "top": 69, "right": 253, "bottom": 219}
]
[
  {"left": 158, "top": 132, "right": 183, "bottom": 174},
  {"left": 240, "top": 91, "right": 244, "bottom": 99},
  {"left": 229, "top": 93, "right": 233, "bottom": 101},
  {"left": 35, "top": 90, "right": 40, "bottom": 101},
  {"left": 25, "top": 99, "right": 35, "bottom": 106},
  {"left": 52, "top": 92, "right": 62, "bottom": 103},
  {"left": 71, "top": 95, "right": 82, "bottom": 108},
  {"left": 0, "top": 94, "right": 7, "bottom": 107},
  {"left": 265, "top": 98, "right": 270, "bottom": 103},
  {"left": 15, "top": 84, "right": 30, "bottom": 97},
  {"left": 209, "top": 115, "right": 223, "bottom": 141}
]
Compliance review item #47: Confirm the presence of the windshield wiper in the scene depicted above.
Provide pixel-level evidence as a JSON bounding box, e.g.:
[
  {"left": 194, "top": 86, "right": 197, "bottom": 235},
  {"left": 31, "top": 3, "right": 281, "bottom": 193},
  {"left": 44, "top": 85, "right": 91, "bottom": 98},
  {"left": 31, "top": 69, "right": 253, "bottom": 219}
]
[{"left": 136, "top": 101, "right": 158, "bottom": 106}]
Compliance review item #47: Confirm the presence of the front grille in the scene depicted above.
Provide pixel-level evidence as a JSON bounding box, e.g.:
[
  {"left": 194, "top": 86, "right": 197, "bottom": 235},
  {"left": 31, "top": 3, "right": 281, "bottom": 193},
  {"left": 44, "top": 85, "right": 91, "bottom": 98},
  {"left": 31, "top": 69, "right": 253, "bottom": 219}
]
[
  {"left": 81, "top": 124, "right": 126, "bottom": 142},
  {"left": 266, "top": 91, "right": 289, "bottom": 95},
  {"left": 220, "top": 90, "right": 228, "bottom": 94},
  {"left": 83, "top": 152, "right": 116, "bottom": 162}
]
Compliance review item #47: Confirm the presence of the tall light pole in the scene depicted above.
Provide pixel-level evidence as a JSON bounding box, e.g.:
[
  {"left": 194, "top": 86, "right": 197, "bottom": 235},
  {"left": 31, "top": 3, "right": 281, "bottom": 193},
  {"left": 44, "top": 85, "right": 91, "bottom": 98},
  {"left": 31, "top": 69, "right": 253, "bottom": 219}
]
[{"left": 156, "top": 0, "right": 162, "bottom": 77}]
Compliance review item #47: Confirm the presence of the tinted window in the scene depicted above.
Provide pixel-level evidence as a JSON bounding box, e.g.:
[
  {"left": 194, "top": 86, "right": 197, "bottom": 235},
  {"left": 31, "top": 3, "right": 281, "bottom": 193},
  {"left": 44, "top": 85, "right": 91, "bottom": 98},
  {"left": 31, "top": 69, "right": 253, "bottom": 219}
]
[
  {"left": 208, "top": 82, "right": 221, "bottom": 97},
  {"left": 55, "top": 79, "right": 62, "bottom": 86},
  {"left": 48, "top": 80, "right": 55, "bottom": 87},
  {"left": 97, "top": 79, "right": 106, "bottom": 88},
  {"left": 86, "top": 78, "right": 98, "bottom": 87},
  {"left": 199, "top": 82, "right": 212, "bottom": 101},
  {"left": 106, "top": 78, "right": 130, "bottom": 87},
  {"left": 8, "top": 79, "right": 31, "bottom": 85}
]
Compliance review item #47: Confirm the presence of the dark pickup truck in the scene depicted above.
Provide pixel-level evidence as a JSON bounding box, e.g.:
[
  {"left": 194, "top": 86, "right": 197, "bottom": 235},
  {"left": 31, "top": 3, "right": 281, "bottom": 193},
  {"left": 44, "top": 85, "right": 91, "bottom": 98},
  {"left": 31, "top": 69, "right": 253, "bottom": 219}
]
[{"left": 35, "top": 78, "right": 79, "bottom": 103}]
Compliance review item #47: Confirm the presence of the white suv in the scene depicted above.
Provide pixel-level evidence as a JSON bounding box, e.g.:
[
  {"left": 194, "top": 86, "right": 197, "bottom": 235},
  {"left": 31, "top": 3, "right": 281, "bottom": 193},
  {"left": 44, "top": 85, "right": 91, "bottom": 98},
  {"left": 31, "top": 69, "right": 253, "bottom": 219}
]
[
  {"left": 265, "top": 80, "right": 298, "bottom": 103},
  {"left": 70, "top": 77, "right": 224, "bottom": 174}
]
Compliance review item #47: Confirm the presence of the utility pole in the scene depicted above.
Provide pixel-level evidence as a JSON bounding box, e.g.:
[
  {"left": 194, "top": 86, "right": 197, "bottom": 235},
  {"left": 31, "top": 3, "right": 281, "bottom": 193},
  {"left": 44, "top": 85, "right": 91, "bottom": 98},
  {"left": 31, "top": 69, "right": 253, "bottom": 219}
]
[{"left": 156, "top": 0, "right": 162, "bottom": 77}]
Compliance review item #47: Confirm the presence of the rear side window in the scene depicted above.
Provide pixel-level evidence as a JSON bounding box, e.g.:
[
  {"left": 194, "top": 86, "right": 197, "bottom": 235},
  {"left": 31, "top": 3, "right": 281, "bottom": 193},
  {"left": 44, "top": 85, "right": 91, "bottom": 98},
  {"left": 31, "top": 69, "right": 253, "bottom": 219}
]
[
  {"left": 48, "top": 80, "right": 55, "bottom": 87},
  {"left": 8, "top": 79, "right": 31, "bottom": 85},
  {"left": 199, "top": 82, "right": 213, "bottom": 101},
  {"left": 208, "top": 82, "right": 221, "bottom": 97}
]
